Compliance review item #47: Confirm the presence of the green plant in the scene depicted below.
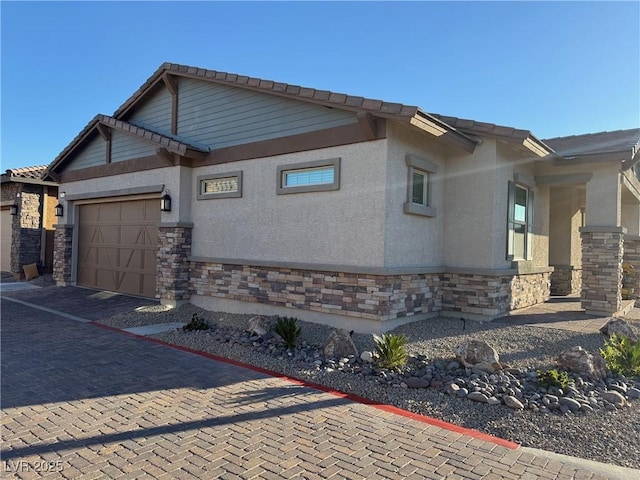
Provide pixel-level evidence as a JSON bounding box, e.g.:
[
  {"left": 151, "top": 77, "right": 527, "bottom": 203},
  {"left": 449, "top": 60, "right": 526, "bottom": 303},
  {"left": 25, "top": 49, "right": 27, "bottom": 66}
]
[
  {"left": 373, "top": 333, "right": 409, "bottom": 370},
  {"left": 536, "top": 368, "right": 572, "bottom": 389},
  {"left": 274, "top": 316, "right": 301, "bottom": 349},
  {"left": 600, "top": 333, "right": 640, "bottom": 377},
  {"left": 183, "top": 313, "right": 209, "bottom": 332}
]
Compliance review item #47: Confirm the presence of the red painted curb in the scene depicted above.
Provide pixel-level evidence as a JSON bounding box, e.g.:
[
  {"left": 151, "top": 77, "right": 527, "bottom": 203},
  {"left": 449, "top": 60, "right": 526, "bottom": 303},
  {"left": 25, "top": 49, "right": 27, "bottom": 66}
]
[{"left": 91, "top": 321, "right": 520, "bottom": 450}]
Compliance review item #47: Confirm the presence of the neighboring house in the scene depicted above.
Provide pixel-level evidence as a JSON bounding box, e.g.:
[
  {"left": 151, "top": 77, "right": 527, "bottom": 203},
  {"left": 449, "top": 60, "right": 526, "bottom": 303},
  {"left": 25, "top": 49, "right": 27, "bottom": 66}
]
[
  {"left": 1, "top": 166, "right": 59, "bottom": 278},
  {"left": 43, "top": 63, "right": 640, "bottom": 333}
]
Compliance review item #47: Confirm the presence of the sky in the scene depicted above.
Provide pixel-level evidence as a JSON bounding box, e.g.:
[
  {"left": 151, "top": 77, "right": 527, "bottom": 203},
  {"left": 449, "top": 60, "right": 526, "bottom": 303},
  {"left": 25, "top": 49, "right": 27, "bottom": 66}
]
[{"left": 1, "top": 1, "right": 639, "bottom": 171}]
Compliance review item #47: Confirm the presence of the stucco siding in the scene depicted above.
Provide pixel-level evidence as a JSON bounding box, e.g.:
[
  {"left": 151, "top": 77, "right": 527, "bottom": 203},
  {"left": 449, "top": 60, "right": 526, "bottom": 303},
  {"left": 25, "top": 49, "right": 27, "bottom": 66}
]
[
  {"left": 65, "top": 135, "right": 107, "bottom": 171},
  {"left": 177, "top": 77, "right": 358, "bottom": 149},
  {"left": 190, "top": 141, "right": 387, "bottom": 267},
  {"left": 128, "top": 86, "right": 172, "bottom": 132},
  {"left": 443, "top": 140, "right": 503, "bottom": 269},
  {"left": 110, "top": 130, "right": 156, "bottom": 163},
  {"left": 383, "top": 123, "right": 446, "bottom": 267}
]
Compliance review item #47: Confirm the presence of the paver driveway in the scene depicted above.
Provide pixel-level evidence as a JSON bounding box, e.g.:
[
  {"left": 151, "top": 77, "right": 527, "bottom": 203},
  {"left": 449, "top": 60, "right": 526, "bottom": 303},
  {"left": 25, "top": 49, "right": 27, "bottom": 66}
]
[{"left": 0, "top": 292, "right": 622, "bottom": 479}]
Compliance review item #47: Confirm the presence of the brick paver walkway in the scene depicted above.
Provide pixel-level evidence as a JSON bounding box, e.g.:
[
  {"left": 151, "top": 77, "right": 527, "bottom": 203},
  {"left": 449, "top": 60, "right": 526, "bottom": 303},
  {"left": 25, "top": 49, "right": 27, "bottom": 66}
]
[{"left": 0, "top": 293, "right": 623, "bottom": 479}]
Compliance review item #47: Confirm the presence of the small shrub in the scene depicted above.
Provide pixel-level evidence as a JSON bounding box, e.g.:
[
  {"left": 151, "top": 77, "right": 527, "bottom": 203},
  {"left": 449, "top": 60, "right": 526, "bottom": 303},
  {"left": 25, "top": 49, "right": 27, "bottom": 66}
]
[
  {"left": 373, "top": 333, "right": 408, "bottom": 370},
  {"left": 274, "top": 316, "right": 301, "bottom": 349},
  {"left": 600, "top": 333, "right": 640, "bottom": 377},
  {"left": 183, "top": 313, "right": 209, "bottom": 332},
  {"left": 536, "top": 368, "right": 571, "bottom": 389}
]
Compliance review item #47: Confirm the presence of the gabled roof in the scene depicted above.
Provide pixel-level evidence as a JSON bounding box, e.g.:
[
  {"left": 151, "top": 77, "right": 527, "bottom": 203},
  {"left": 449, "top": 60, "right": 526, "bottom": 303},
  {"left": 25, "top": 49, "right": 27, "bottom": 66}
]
[
  {"left": 113, "top": 62, "right": 478, "bottom": 153},
  {"left": 1, "top": 165, "right": 58, "bottom": 186},
  {"left": 3, "top": 165, "right": 48, "bottom": 179},
  {"left": 46, "top": 114, "right": 210, "bottom": 177},
  {"left": 543, "top": 128, "right": 640, "bottom": 159},
  {"left": 430, "top": 114, "right": 553, "bottom": 157}
]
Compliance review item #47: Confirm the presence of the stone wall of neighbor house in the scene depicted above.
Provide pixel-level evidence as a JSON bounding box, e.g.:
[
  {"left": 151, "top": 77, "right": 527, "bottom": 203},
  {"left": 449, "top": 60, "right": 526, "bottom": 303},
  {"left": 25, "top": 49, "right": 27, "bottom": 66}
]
[
  {"left": 190, "top": 261, "right": 442, "bottom": 321},
  {"left": 441, "top": 272, "right": 512, "bottom": 317},
  {"left": 53, "top": 225, "right": 74, "bottom": 285},
  {"left": 510, "top": 272, "right": 551, "bottom": 310},
  {"left": 581, "top": 229, "right": 623, "bottom": 314},
  {"left": 623, "top": 236, "right": 640, "bottom": 299},
  {"left": 550, "top": 265, "right": 582, "bottom": 295},
  {"left": 157, "top": 225, "right": 193, "bottom": 302}
]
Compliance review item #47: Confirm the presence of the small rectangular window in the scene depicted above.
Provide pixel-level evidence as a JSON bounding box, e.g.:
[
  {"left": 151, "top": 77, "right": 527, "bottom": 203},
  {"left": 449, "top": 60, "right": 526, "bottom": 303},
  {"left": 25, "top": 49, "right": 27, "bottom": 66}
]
[
  {"left": 507, "top": 181, "right": 534, "bottom": 261},
  {"left": 197, "top": 171, "right": 242, "bottom": 200},
  {"left": 411, "top": 170, "right": 428, "bottom": 206},
  {"left": 277, "top": 158, "right": 340, "bottom": 194},
  {"left": 403, "top": 154, "right": 438, "bottom": 217}
]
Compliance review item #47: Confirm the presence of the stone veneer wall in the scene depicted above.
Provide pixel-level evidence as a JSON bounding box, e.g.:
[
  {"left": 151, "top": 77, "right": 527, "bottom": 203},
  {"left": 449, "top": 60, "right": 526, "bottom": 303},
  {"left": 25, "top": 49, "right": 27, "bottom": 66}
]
[
  {"left": 580, "top": 229, "right": 623, "bottom": 314},
  {"left": 441, "top": 272, "right": 511, "bottom": 317},
  {"left": 623, "top": 236, "right": 640, "bottom": 299},
  {"left": 510, "top": 272, "right": 551, "bottom": 310},
  {"left": 5, "top": 184, "right": 45, "bottom": 277},
  {"left": 190, "top": 261, "right": 442, "bottom": 321},
  {"left": 550, "top": 265, "right": 582, "bottom": 295},
  {"left": 157, "top": 225, "right": 193, "bottom": 301},
  {"left": 53, "top": 225, "right": 74, "bottom": 285}
]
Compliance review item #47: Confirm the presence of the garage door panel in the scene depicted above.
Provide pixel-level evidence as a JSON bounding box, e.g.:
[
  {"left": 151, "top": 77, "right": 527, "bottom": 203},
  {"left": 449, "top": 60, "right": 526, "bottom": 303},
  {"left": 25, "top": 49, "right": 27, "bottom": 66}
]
[{"left": 78, "top": 199, "right": 159, "bottom": 298}]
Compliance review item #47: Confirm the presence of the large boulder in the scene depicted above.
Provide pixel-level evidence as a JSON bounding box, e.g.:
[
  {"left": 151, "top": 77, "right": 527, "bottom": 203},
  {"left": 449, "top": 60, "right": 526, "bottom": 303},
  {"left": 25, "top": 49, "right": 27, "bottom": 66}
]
[
  {"left": 245, "top": 315, "right": 271, "bottom": 337},
  {"left": 454, "top": 339, "right": 501, "bottom": 372},
  {"left": 556, "top": 346, "right": 606, "bottom": 380},
  {"left": 323, "top": 329, "right": 358, "bottom": 358},
  {"left": 599, "top": 318, "right": 638, "bottom": 344}
]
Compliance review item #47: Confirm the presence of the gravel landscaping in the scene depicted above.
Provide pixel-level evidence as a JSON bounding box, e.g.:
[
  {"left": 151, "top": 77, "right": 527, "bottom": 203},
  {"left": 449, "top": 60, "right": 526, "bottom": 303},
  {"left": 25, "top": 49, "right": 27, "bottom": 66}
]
[{"left": 100, "top": 305, "right": 640, "bottom": 470}]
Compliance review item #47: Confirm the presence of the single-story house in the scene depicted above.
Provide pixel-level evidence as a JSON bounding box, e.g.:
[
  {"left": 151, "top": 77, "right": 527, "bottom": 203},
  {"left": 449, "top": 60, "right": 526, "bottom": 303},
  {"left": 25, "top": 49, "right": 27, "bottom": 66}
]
[
  {"left": 44, "top": 63, "right": 640, "bottom": 333},
  {"left": 1, "top": 166, "right": 59, "bottom": 278}
]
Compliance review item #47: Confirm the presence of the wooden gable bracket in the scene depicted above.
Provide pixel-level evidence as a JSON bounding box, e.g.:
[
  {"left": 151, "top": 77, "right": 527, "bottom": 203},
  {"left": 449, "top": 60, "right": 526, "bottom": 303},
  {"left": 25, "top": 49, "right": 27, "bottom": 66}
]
[
  {"left": 162, "top": 73, "right": 178, "bottom": 95},
  {"left": 357, "top": 111, "right": 378, "bottom": 140},
  {"left": 96, "top": 123, "right": 111, "bottom": 141}
]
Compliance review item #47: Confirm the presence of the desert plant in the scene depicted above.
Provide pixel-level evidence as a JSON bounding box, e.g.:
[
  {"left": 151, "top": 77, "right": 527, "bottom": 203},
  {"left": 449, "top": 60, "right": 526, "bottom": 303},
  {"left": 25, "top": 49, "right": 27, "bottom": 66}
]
[
  {"left": 536, "top": 368, "right": 571, "bottom": 389},
  {"left": 373, "top": 333, "right": 409, "bottom": 370},
  {"left": 274, "top": 316, "right": 301, "bottom": 349},
  {"left": 183, "top": 313, "right": 209, "bottom": 332},
  {"left": 600, "top": 333, "right": 640, "bottom": 377}
]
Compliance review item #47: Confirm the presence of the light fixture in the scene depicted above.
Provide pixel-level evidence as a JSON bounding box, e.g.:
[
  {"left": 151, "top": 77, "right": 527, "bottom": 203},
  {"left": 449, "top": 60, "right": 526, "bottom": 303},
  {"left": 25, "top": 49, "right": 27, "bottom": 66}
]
[
  {"left": 161, "top": 192, "right": 172, "bottom": 212},
  {"left": 54, "top": 203, "right": 64, "bottom": 217},
  {"left": 9, "top": 205, "right": 17, "bottom": 216}
]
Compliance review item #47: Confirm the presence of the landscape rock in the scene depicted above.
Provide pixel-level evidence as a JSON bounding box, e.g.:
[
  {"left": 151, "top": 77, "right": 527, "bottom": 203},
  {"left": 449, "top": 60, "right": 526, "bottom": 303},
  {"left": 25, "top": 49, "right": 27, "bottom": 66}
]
[
  {"left": 467, "top": 391, "right": 489, "bottom": 403},
  {"left": 556, "top": 346, "right": 606, "bottom": 380},
  {"left": 323, "top": 329, "right": 358, "bottom": 359},
  {"left": 454, "top": 339, "right": 501, "bottom": 372},
  {"left": 245, "top": 315, "right": 271, "bottom": 337},
  {"left": 404, "top": 377, "right": 430, "bottom": 389},
  {"left": 603, "top": 390, "right": 626, "bottom": 407},
  {"left": 360, "top": 351, "right": 374, "bottom": 363},
  {"left": 599, "top": 318, "right": 638, "bottom": 344},
  {"left": 504, "top": 395, "right": 524, "bottom": 410}
]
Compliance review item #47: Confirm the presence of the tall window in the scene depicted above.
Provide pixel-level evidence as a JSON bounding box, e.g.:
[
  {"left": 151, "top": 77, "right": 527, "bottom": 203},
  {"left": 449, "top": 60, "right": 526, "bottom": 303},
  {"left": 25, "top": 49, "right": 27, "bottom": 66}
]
[
  {"left": 507, "top": 181, "right": 534, "bottom": 260},
  {"left": 411, "top": 170, "right": 429, "bottom": 206}
]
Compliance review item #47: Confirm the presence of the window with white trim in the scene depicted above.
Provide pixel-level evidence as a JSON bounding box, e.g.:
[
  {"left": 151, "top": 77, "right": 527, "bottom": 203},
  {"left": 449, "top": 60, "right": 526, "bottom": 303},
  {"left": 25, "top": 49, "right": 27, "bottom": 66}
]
[
  {"left": 507, "top": 181, "right": 534, "bottom": 260},
  {"left": 403, "top": 154, "right": 438, "bottom": 217},
  {"left": 277, "top": 158, "right": 340, "bottom": 194}
]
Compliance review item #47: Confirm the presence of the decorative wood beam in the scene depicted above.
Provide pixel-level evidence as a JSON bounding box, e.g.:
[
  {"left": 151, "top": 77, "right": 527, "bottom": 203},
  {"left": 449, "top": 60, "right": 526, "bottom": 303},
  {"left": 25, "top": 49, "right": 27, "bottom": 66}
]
[
  {"left": 357, "top": 112, "right": 377, "bottom": 140},
  {"left": 156, "top": 148, "right": 178, "bottom": 165}
]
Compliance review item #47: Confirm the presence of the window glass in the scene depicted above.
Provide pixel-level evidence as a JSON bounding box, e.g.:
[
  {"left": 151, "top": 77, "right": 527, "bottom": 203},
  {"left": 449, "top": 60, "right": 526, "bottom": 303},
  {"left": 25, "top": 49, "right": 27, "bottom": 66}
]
[
  {"left": 513, "top": 223, "right": 526, "bottom": 260},
  {"left": 514, "top": 186, "right": 527, "bottom": 223},
  {"left": 284, "top": 167, "right": 334, "bottom": 187},
  {"left": 412, "top": 171, "right": 427, "bottom": 205},
  {"left": 201, "top": 176, "right": 238, "bottom": 195}
]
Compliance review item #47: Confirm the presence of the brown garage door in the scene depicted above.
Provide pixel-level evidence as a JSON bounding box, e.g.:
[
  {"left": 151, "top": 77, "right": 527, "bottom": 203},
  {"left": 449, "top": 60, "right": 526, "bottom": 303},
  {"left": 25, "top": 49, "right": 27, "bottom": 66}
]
[{"left": 78, "top": 198, "right": 159, "bottom": 297}]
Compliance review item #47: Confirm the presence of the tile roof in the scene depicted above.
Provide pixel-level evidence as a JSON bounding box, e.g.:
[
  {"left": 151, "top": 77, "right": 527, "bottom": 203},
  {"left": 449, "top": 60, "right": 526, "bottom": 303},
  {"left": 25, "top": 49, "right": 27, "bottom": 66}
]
[
  {"left": 4, "top": 165, "right": 48, "bottom": 179},
  {"left": 542, "top": 128, "right": 640, "bottom": 159},
  {"left": 429, "top": 114, "right": 552, "bottom": 156}
]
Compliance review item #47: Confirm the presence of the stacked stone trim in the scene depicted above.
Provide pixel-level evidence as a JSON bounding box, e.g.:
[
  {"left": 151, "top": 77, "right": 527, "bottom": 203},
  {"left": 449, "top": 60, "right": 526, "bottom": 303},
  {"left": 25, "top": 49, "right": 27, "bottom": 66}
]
[
  {"left": 550, "top": 265, "right": 582, "bottom": 295},
  {"left": 191, "top": 261, "right": 442, "bottom": 321},
  {"left": 441, "top": 272, "right": 511, "bottom": 317},
  {"left": 581, "top": 229, "right": 623, "bottom": 314},
  {"left": 623, "top": 236, "right": 640, "bottom": 299},
  {"left": 510, "top": 272, "right": 551, "bottom": 310},
  {"left": 5, "top": 184, "right": 45, "bottom": 277},
  {"left": 53, "top": 225, "right": 74, "bottom": 285},
  {"left": 157, "top": 226, "right": 192, "bottom": 301}
]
